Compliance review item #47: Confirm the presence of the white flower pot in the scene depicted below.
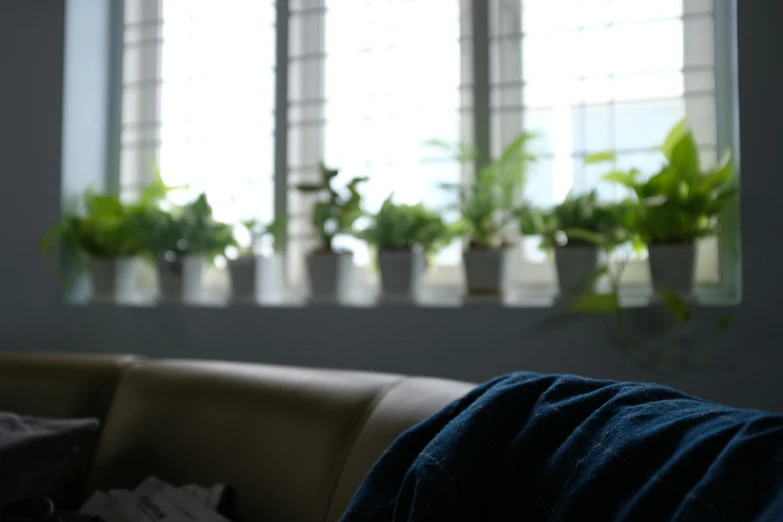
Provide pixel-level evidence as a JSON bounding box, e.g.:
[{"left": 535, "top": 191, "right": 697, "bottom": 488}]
[
  {"left": 306, "top": 251, "right": 354, "bottom": 300},
  {"left": 378, "top": 250, "right": 426, "bottom": 299},
  {"left": 90, "top": 257, "right": 138, "bottom": 302},
  {"left": 157, "top": 255, "right": 204, "bottom": 303},
  {"left": 554, "top": 246, "right": 600, "bottom": 297},
  {"left": 648, "top": 243, "right": 696, "bottom": 297},
  {"left": 228, "top": 254, "right": 285, "bottom": 302},
  {"left": 463, "top": 248, "right": 511, "bottom": 296}
]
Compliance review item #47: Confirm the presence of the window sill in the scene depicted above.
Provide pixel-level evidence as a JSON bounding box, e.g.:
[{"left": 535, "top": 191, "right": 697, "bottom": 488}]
[{"left": 74, "top": 283, "right": 739, "bottom": 309}]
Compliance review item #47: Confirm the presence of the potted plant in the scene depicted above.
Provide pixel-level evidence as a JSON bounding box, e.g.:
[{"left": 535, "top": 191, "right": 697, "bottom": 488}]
[
  {"left": 40, "top": 175, "right": 174, "bottom": 302},
  {"left": 520, "top": 190, "right": 628, "bottom": 298},
  {"left": 150, "top": 193, "right": 236, "bottom": 302},
  {"left": 355, "top": 195, "right": 456, "bottom": 300},
  {"left": 432, "top": 132, "right": 537, "bottom": 297},
  {"left": 294, "top": 162, "right": 367, "bottom": 301},
  {"left": 602, "top": 119, "right": 737, "bottom": 297},
  {"left": 228, "top": 217, "right": 287, "bottom": 302}
]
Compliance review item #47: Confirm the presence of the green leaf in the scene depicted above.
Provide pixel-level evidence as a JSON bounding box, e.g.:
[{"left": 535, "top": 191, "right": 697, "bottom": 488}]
[
  {"left": 603, "top": 170, "right": 639, "bottom": 189},
  {"left": 584, "top": 151, "right": 616, "bottom": 165},
  {"left": 715, "top": 314, "right": 733, "bottom": 333},
  {"left": 661, "top": 118, "right": 689, "bottom": 163},
  {"left": 138, "top": 163, "right": 186, "bottom": 206},
  {"left": 264, "top": 217, "right": 288, "bottom": 253},
  {"left": 562, "top": 228, "right": 607, "bottom": 248},
  {"left": 669, "top": 127, "right": 700, "bottom": 173},
  {"left": 319, "top": 161, "right": 339, "bottom": 184},
  {"left": 294, "top": 183, "right": 326, "bottom": 192},
  {"left": 658, "top": 285, "right": 692, "bottom": 323},
  {"left": 642, "top": 167, "right": 679, "bottom": 198},
  {"left": 570, "top": 292, "right": 619, "bottom": 314},
  {"left": 423, "top": 139, "right": 478, "bottom": 163},
  {"left": 700, "top": 152, "right": 735, "bottom": 192}
]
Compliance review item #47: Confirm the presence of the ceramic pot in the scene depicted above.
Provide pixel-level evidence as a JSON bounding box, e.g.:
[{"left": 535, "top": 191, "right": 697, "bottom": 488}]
[
  {"left": 306, "top": 251, "right": 354, "bottom": 300},
  {"left": 229, "top": 254, "right": 285, "bottom": 302},
  {"left": 157, "top": 255, "right": 204, "bottom": 303},
  {"left": 648, "top": 243, "right": 696, "bottom": 297},
  {"left": 90, "top": 257, "right": 138, "bottom": 302},
  {"left": 463, "top": 248, "right": 511, "bottom": 296},
  {"left": 378, "top": 250, "right": 426, "bottom": 299},
  {"left": 554, "top": 245, "right": 600, "bottom": 297}
]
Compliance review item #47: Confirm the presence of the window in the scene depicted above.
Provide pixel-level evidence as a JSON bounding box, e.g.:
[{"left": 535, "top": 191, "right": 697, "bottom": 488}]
[
  {"left": 286, "top": 0, "right": 469, "bottom": 288},
  {"left": 489, "top": 0, "right": 724, "bottom": 291},
  {"left": 119, "top": 0, "right": 735, "bottom": 301}
]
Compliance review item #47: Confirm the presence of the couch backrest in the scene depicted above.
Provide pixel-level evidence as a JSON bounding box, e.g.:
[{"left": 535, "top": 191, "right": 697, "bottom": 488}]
[
  {"left": 86, "top": 359, "right": 474, "bottom": 522},
  {"left": 0, "top": 354, "right": 474, "bottom": 522},
  {"left": 0, "top": 353, "right": 138, "bottom": 419}
]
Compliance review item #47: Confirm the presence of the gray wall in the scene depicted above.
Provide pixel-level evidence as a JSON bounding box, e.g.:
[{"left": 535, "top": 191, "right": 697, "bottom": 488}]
[{"left": 2, "top": 0, "right": 782, "bottom": 411}]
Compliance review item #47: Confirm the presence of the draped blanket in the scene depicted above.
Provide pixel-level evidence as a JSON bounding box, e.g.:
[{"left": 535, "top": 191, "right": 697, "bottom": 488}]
[{"left": 340, "top": 373, "right": 783, "bottom": 522}]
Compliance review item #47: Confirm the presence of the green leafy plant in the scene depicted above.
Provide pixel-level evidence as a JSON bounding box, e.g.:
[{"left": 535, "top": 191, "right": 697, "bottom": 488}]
[
  {"left": 429, "top": 132, "right": 538, "bottom": 249},
  {"left": 519, "top": 190, "right": 631, "bottom": 251},
  {"left": 150, "top": 193, "right": 237, "bottom": 259},
  {"left": 294, "top": 162, "right": 367, "bottom": 253},
  {"left": 563, "top": 120, "right": 737, "bottom": 366},
  {"left": 39, "top": 169, "right": 180, "bottom": 286},
  {"left": 237, "top": 217, "right": 288, "bottom": 257},
  {"left": 355, "top": 195, "right": 458, "bottom": 255},
  {"left": 602, "top": 119, "right": 737, "bottom": 245}
]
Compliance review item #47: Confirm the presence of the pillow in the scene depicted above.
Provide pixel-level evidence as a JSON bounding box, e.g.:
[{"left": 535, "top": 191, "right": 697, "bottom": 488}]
[{"left": 0, "top": 412, "right": 99, "bottom": 508}]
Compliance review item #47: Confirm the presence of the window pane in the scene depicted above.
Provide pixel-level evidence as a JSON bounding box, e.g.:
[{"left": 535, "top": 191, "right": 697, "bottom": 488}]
[
  {"left": 498, "top": 0, "right": 720, "bottom": 283},
  {"left": 122, "top": 0, "right": 276, "bottom": 231},
  {"left": 322, "top": 0, "right": 464, "bottom": 268}
]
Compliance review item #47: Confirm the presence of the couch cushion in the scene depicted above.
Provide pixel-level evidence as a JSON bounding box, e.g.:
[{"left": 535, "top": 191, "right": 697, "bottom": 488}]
[
  {"left": 86, "top": 360, "right": 405, "bottom": 522},
  {"left": 325, "top": 377, "right": 475, "bottom": 522}
]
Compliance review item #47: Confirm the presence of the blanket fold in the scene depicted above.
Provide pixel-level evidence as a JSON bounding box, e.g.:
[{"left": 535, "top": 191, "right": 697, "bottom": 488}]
[{"left": 340, "top": 373, "right": 783, "bottom": 522}]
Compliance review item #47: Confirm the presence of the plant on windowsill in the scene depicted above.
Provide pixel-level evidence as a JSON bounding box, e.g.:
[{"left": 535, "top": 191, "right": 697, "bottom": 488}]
[
  {"left": 519, "top": 188, "right": 631, "bottom": 301},
  {"left": 294, "top": 162, "right": 367, "bottom": 301},
  {"left": 558, "top": 120, "right": 737, "bottom": 369},
  {"left": 227, "top": 217, "right": 288, "bottom": 303},
  {"left": 149, "top": 193, "right": 236, "bottom": 303},
  {"left": 39, "top": 170, "right": 178, "bottom": 302},
  {"left": 354, "top": 195, "right": 460, "bottom": 301},
  {"left": 600, "top": 119, "right": 737, "bottom": 304},
  {"left": 429, "top": 132, "right": 538, "bottom": 298}
]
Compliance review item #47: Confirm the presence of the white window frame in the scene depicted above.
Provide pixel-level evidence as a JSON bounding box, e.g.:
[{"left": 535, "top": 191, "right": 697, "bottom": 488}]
[{"left": 117, "top": 0, "right": 740, "bottom": 304}]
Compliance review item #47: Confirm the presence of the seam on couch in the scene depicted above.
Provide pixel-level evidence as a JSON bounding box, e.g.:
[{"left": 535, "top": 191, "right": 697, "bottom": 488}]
[
  {"left": 321, "top": 376, "right": 409, "bottom": 522},
  {"left": 79, "top": 357, "right": 151, "bottom": 499}
]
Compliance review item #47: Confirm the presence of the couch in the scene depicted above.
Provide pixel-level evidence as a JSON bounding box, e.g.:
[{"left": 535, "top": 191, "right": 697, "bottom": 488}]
[{"left": 0, "top": 353, "right": 474, "bottom": 522}]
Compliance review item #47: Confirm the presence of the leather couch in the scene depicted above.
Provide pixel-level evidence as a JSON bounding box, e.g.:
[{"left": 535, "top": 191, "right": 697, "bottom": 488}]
[{"left": 0, "top": 353, "right": 475, "bottom": 522}]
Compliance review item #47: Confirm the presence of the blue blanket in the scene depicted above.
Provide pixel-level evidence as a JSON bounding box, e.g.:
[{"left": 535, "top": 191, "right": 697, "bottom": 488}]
[{"left": 340, "top": 373, "right": 783, "bottom": 522}]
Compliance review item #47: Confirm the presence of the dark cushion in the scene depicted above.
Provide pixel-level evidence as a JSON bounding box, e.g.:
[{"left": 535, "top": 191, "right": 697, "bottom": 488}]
[{"left": 0, "top": 412, "right": 99, "bottom": 508}]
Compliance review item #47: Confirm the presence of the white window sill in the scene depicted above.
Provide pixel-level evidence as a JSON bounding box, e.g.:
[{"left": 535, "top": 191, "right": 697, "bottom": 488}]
[{"left": 78, "top": 282, "right": 739, "bottom": 310}]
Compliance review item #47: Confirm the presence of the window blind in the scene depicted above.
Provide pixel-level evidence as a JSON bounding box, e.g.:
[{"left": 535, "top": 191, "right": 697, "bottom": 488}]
[{"left": 490, "top": 0, "right": 721, "bottom": 287}]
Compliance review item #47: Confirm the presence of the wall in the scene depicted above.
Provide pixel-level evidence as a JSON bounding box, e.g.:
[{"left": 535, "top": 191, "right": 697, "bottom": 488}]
[{"left": 1, "top": 0, "right": 782, "bottom": 411}]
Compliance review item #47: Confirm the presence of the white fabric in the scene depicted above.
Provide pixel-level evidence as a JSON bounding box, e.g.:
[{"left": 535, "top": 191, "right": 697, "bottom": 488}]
[{"left": 81, "top": 477, "right": 230, "bottom": 522}]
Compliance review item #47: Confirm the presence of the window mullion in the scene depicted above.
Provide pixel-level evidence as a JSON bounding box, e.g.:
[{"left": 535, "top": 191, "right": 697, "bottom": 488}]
[
  {"left": 106, "top": 0, "right": 126, "bottom": 194},
  {"left": 713, "top": 0, "right": 740, "bottom": 298},
  {"left": 274, "top": 0, "right": 290, "bottom": 257},
  {"left": 471, "top": 0, "right": 491, "bottom": 174}
]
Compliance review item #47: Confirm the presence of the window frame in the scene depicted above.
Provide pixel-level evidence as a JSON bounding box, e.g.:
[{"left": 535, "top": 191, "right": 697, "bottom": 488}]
[{"left": 114, "top": 0, "right": 740, "bottom": 305}]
